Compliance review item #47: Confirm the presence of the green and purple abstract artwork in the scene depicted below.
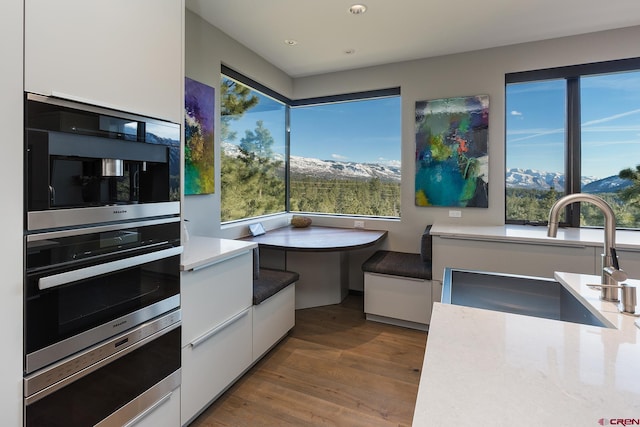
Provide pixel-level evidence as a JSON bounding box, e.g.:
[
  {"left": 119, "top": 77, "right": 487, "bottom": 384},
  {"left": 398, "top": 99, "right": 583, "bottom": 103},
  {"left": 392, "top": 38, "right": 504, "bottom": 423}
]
[
  {"left": 415, "top": 95, "right": 489, "bottom": 207},
  {"left": 184, "top": 77, "right": 215, "bottom": 195}
]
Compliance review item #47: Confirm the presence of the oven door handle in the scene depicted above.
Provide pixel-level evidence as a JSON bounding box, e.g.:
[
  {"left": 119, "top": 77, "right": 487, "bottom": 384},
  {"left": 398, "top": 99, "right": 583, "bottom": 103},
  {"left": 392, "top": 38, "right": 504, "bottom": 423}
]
[{"left": 38, "top": 246, "right": 183, "bottom": 291}]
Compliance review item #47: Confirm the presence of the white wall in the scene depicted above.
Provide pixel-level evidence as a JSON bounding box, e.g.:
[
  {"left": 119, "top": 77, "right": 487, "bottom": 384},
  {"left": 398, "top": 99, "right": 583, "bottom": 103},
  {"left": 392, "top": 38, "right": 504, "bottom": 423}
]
[
  {"left": 184, "top": 10, "right": 293, "bottom": 238},
  {"left": 294, "top": 26, "right": 640, "bottom": 252},
  {"left": 185, "top": 16, "right": 640, "bottom": 253},
  {"left": 0, "top": 0, "right": 26, "bottom": 425}
]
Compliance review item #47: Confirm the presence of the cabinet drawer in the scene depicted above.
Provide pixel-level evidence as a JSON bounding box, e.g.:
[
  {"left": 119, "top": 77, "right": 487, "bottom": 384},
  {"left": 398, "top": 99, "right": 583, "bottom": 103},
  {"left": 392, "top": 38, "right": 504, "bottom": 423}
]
[
  {"left": 129, "top": 385, "right": 180, "bottom": 427},
  {"left": 252, "top": 284, "right": 295, "bottom": 362},
  {"left": 364, "top": 273, "right": 431, "bottom": 324},
  {"left": 181, "top": 251, "right": 252, "bottom": 346},
  {"left": 181, "top": 307, "right": 252, "bottom": 425}
]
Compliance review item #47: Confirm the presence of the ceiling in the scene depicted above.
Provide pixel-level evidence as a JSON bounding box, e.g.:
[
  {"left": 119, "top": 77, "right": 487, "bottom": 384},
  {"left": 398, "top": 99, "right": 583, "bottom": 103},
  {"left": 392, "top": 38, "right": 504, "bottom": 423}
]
[{"left": 186, "top": 0, "right": 640, "bottom": 78}]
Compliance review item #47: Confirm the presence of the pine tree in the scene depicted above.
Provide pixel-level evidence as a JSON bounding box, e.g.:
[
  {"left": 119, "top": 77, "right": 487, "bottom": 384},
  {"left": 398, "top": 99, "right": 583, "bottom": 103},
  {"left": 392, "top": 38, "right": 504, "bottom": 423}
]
[{"left": 619, "top": 165, "right": 640, "bottom": 204}]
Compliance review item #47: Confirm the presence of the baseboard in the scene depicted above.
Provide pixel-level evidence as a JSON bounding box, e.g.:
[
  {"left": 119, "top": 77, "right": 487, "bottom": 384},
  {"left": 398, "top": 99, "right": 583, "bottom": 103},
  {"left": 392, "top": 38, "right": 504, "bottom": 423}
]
[{"left": 365, "top": 313, "right": 429, "bottom": 332}]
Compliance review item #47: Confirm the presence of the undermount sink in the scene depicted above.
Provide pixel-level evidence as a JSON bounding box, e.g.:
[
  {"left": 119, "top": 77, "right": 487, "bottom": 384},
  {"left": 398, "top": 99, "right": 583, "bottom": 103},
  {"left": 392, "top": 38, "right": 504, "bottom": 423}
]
[{"left": 442, "top": 268, "right": 612, "bottom": 328}]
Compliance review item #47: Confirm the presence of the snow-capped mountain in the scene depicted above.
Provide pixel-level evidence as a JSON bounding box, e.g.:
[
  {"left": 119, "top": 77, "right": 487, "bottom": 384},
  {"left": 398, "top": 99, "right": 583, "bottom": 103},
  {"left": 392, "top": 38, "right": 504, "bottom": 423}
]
[
  {"left": 506, "top": 168, "right": 631, "bottom": 193},
  {"left": 222, "top": 144, "right": 632, "bottom": 192},
  {"left": 289, "top": 155, "right": 400, "bottom": 182},
  {"left": 582, "top": 175, "right": 632, "bottom": 193},
  {"left": 506, "top": 168, "right": 572, "bottom": 191},
  {"left": 222, "top": 142, "right": 401, "bottom": 182}
]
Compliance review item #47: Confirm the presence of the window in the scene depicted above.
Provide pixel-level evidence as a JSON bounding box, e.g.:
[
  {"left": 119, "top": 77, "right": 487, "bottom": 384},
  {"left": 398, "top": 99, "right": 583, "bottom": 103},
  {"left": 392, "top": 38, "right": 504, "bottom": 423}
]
[
  {"left": 220, "top": 66, "right": 401, "bottom": 222},
  {"left": 505, "top": 58, "right": 640, "bottom": 229},
  {"left": 289, "top": 96, "right": 401, "bottom": 217},
  {"left": 220, "top": 74, "right": 287, "bottom": 222}
]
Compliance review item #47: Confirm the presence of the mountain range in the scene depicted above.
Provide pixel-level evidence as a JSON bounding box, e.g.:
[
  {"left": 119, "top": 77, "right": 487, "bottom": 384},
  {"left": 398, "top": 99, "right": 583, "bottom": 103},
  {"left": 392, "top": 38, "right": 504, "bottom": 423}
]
[
  {"left": 222, "top": 143, "right": 631, "bottom": 193},
  {"left": 506, "top": 168, "right": 631, "bottom": 193}
]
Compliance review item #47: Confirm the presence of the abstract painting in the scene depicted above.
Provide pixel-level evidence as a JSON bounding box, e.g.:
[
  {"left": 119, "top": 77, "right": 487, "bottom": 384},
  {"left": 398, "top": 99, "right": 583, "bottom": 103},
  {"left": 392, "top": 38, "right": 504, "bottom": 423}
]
[
  {"left": 415, "top": 95, "right": 489, "bottom": 207},
  {"left": 184, "top": 77, "right": 215, "bottom": 195}
]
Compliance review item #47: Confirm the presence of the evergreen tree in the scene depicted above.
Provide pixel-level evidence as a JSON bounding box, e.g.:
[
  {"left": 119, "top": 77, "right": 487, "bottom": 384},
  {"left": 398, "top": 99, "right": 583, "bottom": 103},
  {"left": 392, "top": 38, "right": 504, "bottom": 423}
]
[
  {"left": 619, "top": 164, "right": 640, "bottom": 204},
  {"left": 220, "top": 77, "right": 259, "bottom": 142}
]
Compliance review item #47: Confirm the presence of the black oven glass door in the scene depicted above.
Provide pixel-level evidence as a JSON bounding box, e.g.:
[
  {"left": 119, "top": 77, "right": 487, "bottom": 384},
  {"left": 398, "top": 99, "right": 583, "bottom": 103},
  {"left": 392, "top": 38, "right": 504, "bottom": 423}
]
[
  {"left": 25, "top": 324, "right": 180, "bottom": 427},
  {"left": 25, "top": 219, "right": 181, "bottom": 374}
]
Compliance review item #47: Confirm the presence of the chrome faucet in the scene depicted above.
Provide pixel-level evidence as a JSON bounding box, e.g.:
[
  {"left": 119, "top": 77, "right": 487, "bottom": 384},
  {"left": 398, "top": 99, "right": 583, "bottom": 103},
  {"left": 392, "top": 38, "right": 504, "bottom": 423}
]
[{"left": 547, "top": 193, "right": 627, "bottom": 302}]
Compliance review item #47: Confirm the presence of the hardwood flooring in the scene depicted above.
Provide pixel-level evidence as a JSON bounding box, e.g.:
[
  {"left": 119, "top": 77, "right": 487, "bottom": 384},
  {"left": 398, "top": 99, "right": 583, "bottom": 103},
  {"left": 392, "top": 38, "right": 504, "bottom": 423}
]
[{"left": 189, "top": 294, "right": 428, "bottom": 427}]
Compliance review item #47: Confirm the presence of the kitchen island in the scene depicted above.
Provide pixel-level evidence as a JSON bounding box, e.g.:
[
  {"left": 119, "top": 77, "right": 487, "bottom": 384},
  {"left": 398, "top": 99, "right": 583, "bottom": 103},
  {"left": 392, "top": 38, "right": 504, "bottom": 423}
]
[{"left": 413, "top": 272, "right": 640, "bottom": 425}]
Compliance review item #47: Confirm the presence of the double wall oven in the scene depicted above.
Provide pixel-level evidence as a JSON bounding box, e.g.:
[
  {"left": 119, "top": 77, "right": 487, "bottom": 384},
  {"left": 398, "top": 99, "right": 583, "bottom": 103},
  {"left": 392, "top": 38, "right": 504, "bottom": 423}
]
[{"left": 23, "top": 93, "right": 182, "bottom": 426}]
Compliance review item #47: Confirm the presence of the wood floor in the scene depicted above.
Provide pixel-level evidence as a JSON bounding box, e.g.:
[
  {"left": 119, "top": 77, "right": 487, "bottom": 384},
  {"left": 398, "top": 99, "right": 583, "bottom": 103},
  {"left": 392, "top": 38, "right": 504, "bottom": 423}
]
[{"left": 189, "top": 294, "right": 428, "bottom": 427}]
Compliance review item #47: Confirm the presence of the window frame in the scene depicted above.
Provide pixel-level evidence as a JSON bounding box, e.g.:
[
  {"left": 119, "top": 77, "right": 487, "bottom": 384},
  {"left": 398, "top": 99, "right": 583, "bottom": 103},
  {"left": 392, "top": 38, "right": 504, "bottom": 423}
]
[
  {"left": 505, "top": 57, "right": 640, "bottom": 227},
  {"left": 221, "top": 65, "right": 401, "bottom": 223}
]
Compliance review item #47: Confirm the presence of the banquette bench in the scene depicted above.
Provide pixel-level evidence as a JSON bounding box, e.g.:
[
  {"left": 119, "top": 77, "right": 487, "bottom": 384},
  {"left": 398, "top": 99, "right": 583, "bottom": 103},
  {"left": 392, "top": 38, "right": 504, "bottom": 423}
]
[
  {"left": 361, "top": 225, "right": 435, "bottom": 331},
  {"left": 251, "top": 249, "right": 298, "bottom": 361}
]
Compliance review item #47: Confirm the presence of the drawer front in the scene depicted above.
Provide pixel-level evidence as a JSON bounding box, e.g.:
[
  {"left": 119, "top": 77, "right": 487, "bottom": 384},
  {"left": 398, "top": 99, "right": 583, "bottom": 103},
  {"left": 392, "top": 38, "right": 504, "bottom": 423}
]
[
  {"left": 129, "top": 386, "right": 180, "bottom": 427},
  {"left": 252, "top": 284, "right": 295, "bottom": 361},
  {"left": 181, "top": 307, "right": 252, "bottom": 425},
  {"left": 181, "top": 251, "right": 252, "bottom": 346},
  {"left": 364, "top": 273, "right": 431, "bottom": 324}
]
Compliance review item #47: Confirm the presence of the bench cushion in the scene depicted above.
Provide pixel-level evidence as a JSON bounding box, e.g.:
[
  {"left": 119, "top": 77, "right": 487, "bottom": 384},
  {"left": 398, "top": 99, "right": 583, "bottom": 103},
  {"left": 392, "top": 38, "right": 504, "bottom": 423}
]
[
  {"left": 253, "top": 268, "right": 299, "bottom": 305},
  {"left": 362, "top": 250, "right": 432, "bottom": 280}
]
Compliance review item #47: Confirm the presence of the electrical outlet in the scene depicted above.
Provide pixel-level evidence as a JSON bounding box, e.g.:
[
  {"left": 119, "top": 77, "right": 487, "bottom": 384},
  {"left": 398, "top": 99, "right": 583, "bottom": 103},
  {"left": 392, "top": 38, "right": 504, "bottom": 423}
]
[
  {"left": 354, "top": 220, "right": 365, "bottom": 228},
  {"left": 448, "top": 210, "right": 462, "bottom": 218}
]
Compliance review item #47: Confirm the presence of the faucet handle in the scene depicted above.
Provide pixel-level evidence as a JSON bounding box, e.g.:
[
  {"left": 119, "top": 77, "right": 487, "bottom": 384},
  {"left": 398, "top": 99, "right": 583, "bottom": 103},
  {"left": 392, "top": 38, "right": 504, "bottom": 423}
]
[
  {"left": 610, "top": 247, "right": 620, "bottom": 270},
  {"left": 603, "top": 266, "right": 628, "bottom": 283}
]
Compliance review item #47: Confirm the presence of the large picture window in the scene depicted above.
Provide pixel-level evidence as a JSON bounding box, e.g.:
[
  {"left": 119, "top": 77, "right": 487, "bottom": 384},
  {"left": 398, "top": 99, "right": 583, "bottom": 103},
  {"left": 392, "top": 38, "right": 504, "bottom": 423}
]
[
  {"left": 220, "top": 67, "right": 401, "bottom": 223},
  {"left": 505, "top": 58, "right": 640, "bottom": 229},
  {"left": 289, "top": 96, "right": 401, "bottom": 217},
  {"left": 220, "top": 75, "right": 287, "bottom": 222}
]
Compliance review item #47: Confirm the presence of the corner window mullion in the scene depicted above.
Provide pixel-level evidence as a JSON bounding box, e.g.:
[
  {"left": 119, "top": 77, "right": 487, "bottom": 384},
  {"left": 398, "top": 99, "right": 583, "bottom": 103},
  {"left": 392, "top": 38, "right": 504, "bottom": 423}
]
[{"left": 566, "top": 76, "right": 581, "bottom": 226}]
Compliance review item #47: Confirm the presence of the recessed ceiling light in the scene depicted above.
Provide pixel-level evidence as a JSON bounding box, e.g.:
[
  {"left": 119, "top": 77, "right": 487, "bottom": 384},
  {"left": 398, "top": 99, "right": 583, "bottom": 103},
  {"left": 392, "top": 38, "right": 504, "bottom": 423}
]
[
  {"left": 349, "top": 4, "right": 367, "bottom": 15},
  {"left": 284, "top": 39, "right": 298, "bottom": 46}
]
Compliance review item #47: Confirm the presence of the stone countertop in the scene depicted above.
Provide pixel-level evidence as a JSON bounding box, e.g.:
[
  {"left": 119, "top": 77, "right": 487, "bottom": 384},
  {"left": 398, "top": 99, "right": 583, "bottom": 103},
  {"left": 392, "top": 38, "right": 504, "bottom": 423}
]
[
  {"left": 180, "top": 236, "right": 257, "bottom": 271},
  {"left": 412, "top": 272, "right": 640, "bottom": 426},
  {"left": 430, "top": 223, "right": 640, "bottom": 251}
]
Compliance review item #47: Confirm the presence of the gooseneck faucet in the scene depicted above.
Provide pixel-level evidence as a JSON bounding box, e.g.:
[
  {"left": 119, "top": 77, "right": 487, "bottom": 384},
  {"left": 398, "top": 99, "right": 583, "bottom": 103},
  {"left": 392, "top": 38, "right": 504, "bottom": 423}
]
[{"left": 547, "top": 193, "right": 627, "bottom": 302}]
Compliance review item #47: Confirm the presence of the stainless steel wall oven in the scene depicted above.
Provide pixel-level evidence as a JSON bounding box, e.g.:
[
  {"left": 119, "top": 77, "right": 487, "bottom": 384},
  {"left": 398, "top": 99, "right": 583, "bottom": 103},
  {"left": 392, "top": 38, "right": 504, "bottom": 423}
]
[{"left": 23, "top": 94, "right": 183, "bottom": 426}]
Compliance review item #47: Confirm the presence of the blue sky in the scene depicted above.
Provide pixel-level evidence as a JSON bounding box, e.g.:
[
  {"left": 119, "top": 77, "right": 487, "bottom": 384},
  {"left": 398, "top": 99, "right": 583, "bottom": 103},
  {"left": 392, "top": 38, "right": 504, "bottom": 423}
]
[
  {"left": 226, "top": 93, "right": 401, "bottom": 167},
  {"left": 506, "top": 70, "right": 640, "bottom": 179}
]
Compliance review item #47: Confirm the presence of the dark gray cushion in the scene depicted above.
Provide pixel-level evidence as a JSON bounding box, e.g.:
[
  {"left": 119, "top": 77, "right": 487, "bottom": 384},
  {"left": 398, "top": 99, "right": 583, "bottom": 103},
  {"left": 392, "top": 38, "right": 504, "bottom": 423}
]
[
  {"left": 420, "top": 225, "right": 433, "bottom": 263},
  {"left": 362, "top": 250, "right": 432, "bottom": 280},
  {"left": 253, "top": 268, "right": 299, "bottom": 305}
]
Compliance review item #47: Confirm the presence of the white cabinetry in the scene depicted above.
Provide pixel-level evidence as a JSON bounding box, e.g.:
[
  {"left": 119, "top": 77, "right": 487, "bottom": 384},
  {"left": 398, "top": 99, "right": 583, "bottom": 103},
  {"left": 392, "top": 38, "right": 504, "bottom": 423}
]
[
  {"left": 616, "top": 249, "right": 640, "bottom": 280},
  {"left": 433, "top": 235, "right": 598, "bottom": 282},
  {"left": 24, "top": 0, "right": 183, "bottom": 122},
  {"left": 180, "top": 250, "right": 253, "bottom": 426},
  {"left": 2, "top": 0, "right": 25, "bottom": 425},
  {"left": 129, "top": 386, "right": 181, "bottom": 427}
]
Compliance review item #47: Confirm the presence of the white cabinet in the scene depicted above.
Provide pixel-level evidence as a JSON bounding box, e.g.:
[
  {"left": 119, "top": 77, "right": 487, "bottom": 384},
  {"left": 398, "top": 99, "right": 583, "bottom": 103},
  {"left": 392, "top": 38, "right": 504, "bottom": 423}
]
[
  {"left": 364, "top": 273, "right": 431, "bottom": 330},
  {"left": 129, "top": 386, "right": 181, "bottom": 427},
  {"left": 433, "top": 235, "right": 598, "bottom": 283},
  {"left": 24, "top": 0, "right": 183, "bottom": 122},
  {"left": 252, "top": 283, "right": 295, "bottom": 361},
  {"left": 180, "top": 250, "right": 253, "bottom": 426},
  {"left": 616, "top": 249, "right": 640, "bottom": 280},
  {"left": 2, "top": 0, "right": 25, "bottom": 425}
]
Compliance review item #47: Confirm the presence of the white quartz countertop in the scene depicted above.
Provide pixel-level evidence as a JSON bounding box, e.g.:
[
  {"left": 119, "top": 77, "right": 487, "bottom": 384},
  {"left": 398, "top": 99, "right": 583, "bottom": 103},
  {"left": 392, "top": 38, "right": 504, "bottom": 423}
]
[
  {"left": 413, "top": 272, "right": 640, "bottom": 426},
  {"left": 430, "top": 223, "right": 640, "bottom": 251},
  {"left": 180, "top": 236, "right": 257, "bottom": 271}
]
